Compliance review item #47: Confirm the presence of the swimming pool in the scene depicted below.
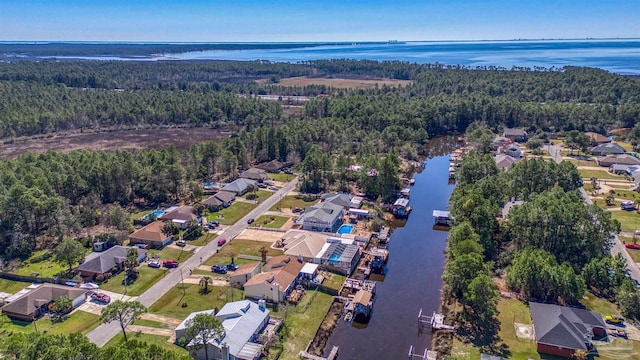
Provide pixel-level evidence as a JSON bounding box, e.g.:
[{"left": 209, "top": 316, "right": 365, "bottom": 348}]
[
  {"left": 337, "top": 224, "right": 354, "bottom": 235},
  {"left": 145, "top": 210, "right": 164, "bottom": 219}
]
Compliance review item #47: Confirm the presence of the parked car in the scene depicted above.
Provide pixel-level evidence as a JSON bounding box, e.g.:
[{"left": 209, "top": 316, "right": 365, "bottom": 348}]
[
  {"left": 292, "top": 207, "right": 303, "bottom": 213},
  {"left": 226, "top": 263, "right": 239, "bottom": 271},
  {"left": 176, "top": 239, "right": 187, "bottom": 247},
  {"left": 257, "top": 183, "right": 268, "bottom": 189},
  {"left": 80, "top": 282, "right": 99, "bottom": 290},
  {"left": 211, "top": 265, "right": 227, "bottom": 274},
  {"left": 148, "top": 259, "right": 161, "bottom": 268},
  {"left": 268, "top": 186, "right": 278, "bottom": 190},
  {"left": 247, "top": 218, "right": 255, "bottom": 224},
  {"left": 217, "top": 238, "right": 227, "bottom": 246},
  {"left": 162, "top": 259, "right": 179, "bottom": 268},
  {"left": 91, "top": 292, "right": 111, "bottom": 304}
]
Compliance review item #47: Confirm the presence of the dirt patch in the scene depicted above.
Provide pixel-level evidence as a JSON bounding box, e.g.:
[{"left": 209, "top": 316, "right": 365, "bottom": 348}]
[
  {"left": 307, "top": 298, "right": 345, "bottom": 356},
  {"left": 236, "top": 229, "right": 284, "bottom": 243},
  {"left": 127, "top": 324, "right": 173, "bottom": 337},
  {"left": 0, "top": 126, "right": 227, "bottom": 159},
  {"left": 262, "top": 76, "right": 412, "bottom": 89},
  {"left": 139, "top": 313, "right": 183, "bottom": 327}
]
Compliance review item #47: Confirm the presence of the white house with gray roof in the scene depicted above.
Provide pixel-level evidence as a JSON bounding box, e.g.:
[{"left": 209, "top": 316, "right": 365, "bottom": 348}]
[
  {"left": 296, "top": 202, "right": 344, "bottom": 233},
  {"left": 177, "top": 300, "right": 270, "bottom": 360}
]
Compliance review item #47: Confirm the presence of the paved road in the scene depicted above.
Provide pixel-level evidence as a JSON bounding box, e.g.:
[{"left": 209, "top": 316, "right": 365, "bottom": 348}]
[
  {"left": 86, "top": 177, "right": 299, "bottom": 346},
  {"left": 547, "top": 144, "right": 640, "bottom": 282}
]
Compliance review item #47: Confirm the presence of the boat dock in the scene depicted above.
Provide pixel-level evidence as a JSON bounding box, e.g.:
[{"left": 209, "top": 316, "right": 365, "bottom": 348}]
[
  {"left": 418, "top": 309, "right": 454, "bottom": 332},
  {"left": 299, "top": 346, "right": 339, "bottom": 360},
  {"left": 432, "top": 210, "right": 453, "bottom": 229},
  {"left": 408, "top": 345, "right": 438, "bottom": 360}
]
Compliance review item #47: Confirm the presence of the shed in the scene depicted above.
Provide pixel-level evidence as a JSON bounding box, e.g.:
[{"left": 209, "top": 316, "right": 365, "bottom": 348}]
[{"left": 299, "top": 263, "right": 319, "bottom": 280}]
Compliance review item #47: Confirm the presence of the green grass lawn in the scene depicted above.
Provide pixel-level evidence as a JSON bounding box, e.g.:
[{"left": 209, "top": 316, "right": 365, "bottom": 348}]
[
  {"left": 254, "top": 215, "right": 289, "bottom": 229},
  {"left": 149, "top": 284, "right": 244, "bottom": 319},
  {"left": 610, "top": 189, "right": 640, "bottom": 201},
  {"left": 579, "top": 169, "right": 629, "bottom": 181},
  {"left": 190, "top": 232, "right": 213, "bottom": 247},
  {"left": 1, "top": 310, "right": 100, "bottom": 338},
  {"left": 450, "top": 338, "right": 482, "bottom": 360},
  {"left": 269, "top": 195, "right": 319, "bottom": 211},
  {"left": 244, "top": 190, "right": 273, "bottom": 202},
  {"left": 205, "top": 202, "right": 257, "bottom": 225},
  {"left": 0, "top": 279, "right": 32, "bottom": 294},
  {"left": 15, "top": 250, "right": 71, "bottom": 278},
  {"left": 104, "top": 332, "right": 189, "bottom": 356},
  {"left": 132, "top": 318, "right": 173, "bottom": 329},
  {"left": 130, "top": 209, "right": 152, "bottom": 220},
  {"left": 620, "top": 236, "right": 640, "bottom": 263},
  {"left": 269, "top": 173, "right": 295, "bottom": 182},
  {"left": 147, "top": 246, "right": 194, "bottom": 263},
  {"left": 279, "top": 291, "right": 333, "bottom": 360},
  {"left": 322, "top": 274, "right": 346, "bottom": 291},
  {"left": 611, "top": 210, "right": 640, "bottom": 233},
  {"left": 593, "top": 198, "right": 622, "bottom": 209},
  {"left": 203, "top": 240, "right": 283, "bottom": 266},
  {"left": 581, "top": 291, "right": 620, "bottom": 316},
  {"left": 496, "top": 298, "right": 540, "bottom": 360},
  {"left": 99, "top": 266, "right": 168, "bottom": 296}
]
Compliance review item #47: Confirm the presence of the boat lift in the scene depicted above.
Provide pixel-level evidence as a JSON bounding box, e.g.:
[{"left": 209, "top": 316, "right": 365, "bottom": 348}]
[{"left": 407, "top": 345, "right": 437, "bottom": 360}]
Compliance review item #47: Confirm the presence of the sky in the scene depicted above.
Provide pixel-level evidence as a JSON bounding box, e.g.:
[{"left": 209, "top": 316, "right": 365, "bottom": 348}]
[{"left": 1, "top": 0, "right": 639, "bottom": 42}]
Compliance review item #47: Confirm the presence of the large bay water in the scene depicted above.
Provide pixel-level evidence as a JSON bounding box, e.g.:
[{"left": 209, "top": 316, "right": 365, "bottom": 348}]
[
  {"left": 323, "top": 137, "right": 457, "bottom": 359},
  {"left": 166, "top": 40, "right": 640, "bottom": 75}
]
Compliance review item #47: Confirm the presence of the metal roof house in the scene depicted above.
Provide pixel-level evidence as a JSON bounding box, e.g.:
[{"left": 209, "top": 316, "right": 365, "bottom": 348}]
[
  {"left": 177, "top": 300, "right": 270, "bottom": 360},
  {"left": 296, "top": 202, "right": 344, "bottom": 233},
  {"left": 530, "top": 302, "right": 606, "bottom": 358}
]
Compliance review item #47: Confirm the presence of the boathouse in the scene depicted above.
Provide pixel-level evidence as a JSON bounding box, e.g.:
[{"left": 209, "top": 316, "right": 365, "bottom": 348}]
[{"left": 432, "top": 210, "right": 453, "bottom": 227}]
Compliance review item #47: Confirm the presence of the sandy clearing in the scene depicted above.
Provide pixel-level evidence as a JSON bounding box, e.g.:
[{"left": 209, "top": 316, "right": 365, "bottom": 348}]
[
  {"left": 236, "top": 229, "right": 284, "bottom": 243},
  {"left": 139, "top": 313, "right": 183, "bottom": 327},
  {"left": 126, "top": 325, "right": 173, "bottom": 337}
]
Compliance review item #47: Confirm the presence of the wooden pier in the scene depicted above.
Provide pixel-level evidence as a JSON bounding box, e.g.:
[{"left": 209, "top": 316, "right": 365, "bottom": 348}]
[
  {"left": 408, "top": 345, "right": 438, "bottom": 360},
  {"left": 418, "top": 309, "right": 454, "bottom": 332},
  {"left": 299, "top": 346, "right": 339, "bottom": 360}
]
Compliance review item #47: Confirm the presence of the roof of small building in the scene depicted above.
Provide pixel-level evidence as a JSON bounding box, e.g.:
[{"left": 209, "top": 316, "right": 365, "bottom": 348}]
[
  {"left": 321, "top": 193, "right": 353, "bottom": 208},
  {"left": 321, "top": 242, "right": 360, "bottom": 265},
  {"left": 300, "top": 263, "right": 319, "bottom": 275},
  {"left": 530, "top": 302, "right": 605, "bottom": 351},
  {"left": 503, "top": 128, "right": 527, "bottom": 137},
  {"left": 221, "top": 178, "right": 257, "bottom": 194},
  {"left": 394, "top": 198, "right": 409, "bottom": 207},
  {"left": 255, "top": 159, "right": 287, "bottom": 172},
  {"left": 232, "top": 262, "right": 261, "bottom": 276},
  {"left": 591, "top": 143, "right": 626, "bottom": 155},
  {"left": 494, "top": 154, "right": 519, "bottom": 170},
  {"left": 215, "top": 190, "right": 236, "bottom": 203},
  {"left": 159, "top": 206, "right": 197, "bottom": 222},
  {"left": 129, "top": 221, "right": 167, "bottom": 242},
  {"left": 203, "top": 195, "right": 224, "bottom": 207},
  {"left": 353, "top": 289, "right": 372, "bottom": 305},
  {"left": 77, "top": 246, "right": 146, "bottom": 274},
  {"left": 1, "top": 284, "right": 89, "bottom": 317}
]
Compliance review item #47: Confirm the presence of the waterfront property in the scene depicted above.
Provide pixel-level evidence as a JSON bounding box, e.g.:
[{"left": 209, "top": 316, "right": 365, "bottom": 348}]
[
  {"left": 432, "top": 210, "right": 453, "bottom": 228},
  {"left": 296, "top": 201, "right": 344, "bottom": 233},
  {"left": 281, "top": 230, "right": 333, "bottom": 262},
  {"left": 494, "top": 154, "right": 519, "bottom": 171},
  {"left": 129, "top": 221, "right": 173, "bottom": 249},
  {"left": 320, "top": 193, "right": 363, "bottom": 209},
  {"left": 530, "top": 302, "right": 606, "bottom": 358},
  {"left": 320, "top": 241, "right": 361, "bottom": 275},
  {"left": 76, "top": 245, "right": 147, "bottom": 280},
  {"left": 176, "top": 300, "right": 270, "bottom": 360},
  {"left": 243, "top": 255, "right": 304, "bottom": 302},
  {"left": 392, "top": 198, "right": 411, "bottom": 218},
  {"left": 1, "top": 283, "right": 89, "bottom": 321}
]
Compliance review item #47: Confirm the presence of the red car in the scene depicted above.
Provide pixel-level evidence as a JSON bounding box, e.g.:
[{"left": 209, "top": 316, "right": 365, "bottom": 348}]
[
  {"left": 91, "top": 292, "right": 111, "bottom": 304},
  {"left": 162, "top": 259, "right": 179, "bottom": 268},
  {"left": 217, "top": 238, "right": 227, "bottom": 246}
]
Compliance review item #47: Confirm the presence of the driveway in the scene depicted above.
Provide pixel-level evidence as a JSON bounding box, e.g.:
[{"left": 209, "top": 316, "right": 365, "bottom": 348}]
[{"left": 86, "top": 177, "right": 299, "bottom": 346}]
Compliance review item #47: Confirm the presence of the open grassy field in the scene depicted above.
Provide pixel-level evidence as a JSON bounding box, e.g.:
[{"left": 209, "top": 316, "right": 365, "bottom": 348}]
[
  {"left": 269, "top": 195, "right": 319, "bottom": 211},
  {"left": 189, "top": 232, "right": 214, "bottom": 246},
  {"left": 147, "top": 246, "right": 194, "bottom": 263},
  {"left": 496, "top": 298, "right": 539, "bottom": 360},
  {"left": 0, "top": 310, "right": 100, "bottom": 338},
  {"left": 279, "top": 291, "right": 334, "bottom": 360},
  {"left": 203, "top": 240, "right": 283, "bottom": 266},
  {"left": 205, "top": 202, "right": 257, "bottom": 225},
  {"left": 267, "top": 76, "right": 412, "bottom": 89},
  {"left": 269, "top": 172, "right": 295, "bottom": 182},
  {"left": 15, "top": 249, "right": 73, "bottom": 278},
  {"left": 132, "top": 318, "right": 174, "bottom": 329},
  {"left": 611, "top": 210, "right": 640, "bottom": 233},
  {"left": 0, "top": 279, "right": 32, "bottom": 294},
  {"left": 104, "top": 332, "right": 189, "bottom": 356},
  {"left": 610, "top": 189, "right": 640, "bottom": 201},
  {"left": 254, "top": 215, "right": 289, "bottom": 229},
  {"left": 579, "top": 169, "right": 628, "bottom": 181},
  {"left": 450, "top": 339, "right": 482, "bottom": 360},
  {"left": 619, "top": 236, "right": 640, "bottom": 263},
  {"left": 244, "top": 189, "right": 273, "bottom": 202},
  {"left": 99, "top": 266, "right": 168, "bottom": 296},
  {"left": 149, "top": 284, "right": 243, "bottom": 319},
  {"left": 581, "top": 292, "right": 619, "bottom": 317},
  {"left": 593, "top": 198, "right": 622, "bottom": 209}
]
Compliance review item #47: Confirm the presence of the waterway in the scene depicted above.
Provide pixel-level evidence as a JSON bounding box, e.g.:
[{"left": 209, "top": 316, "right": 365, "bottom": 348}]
[{"left": 324, "top": 136, "right": 458, "bottom": 359}]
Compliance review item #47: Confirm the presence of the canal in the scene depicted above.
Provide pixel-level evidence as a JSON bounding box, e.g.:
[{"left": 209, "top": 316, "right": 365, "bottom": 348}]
[{"left": 324, "top": 137, "right": 457, "bottom": 359}]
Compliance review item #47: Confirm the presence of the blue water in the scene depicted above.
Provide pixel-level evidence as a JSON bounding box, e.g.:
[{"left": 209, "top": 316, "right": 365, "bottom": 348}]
[
  {"left": 145, "top": 210, "right": 164, "bottom": 219},
  {"left": 337, "top": 224, "right": 354, "bottom": 235},
  {"left": 329, "top": 254, "right": 341, "bottom": 264}
]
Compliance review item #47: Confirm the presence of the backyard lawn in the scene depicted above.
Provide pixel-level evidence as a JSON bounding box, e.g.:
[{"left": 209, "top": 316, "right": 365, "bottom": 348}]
[
  {"left": 580, "top": 292, "right": 619, "bottom": 317},
  {"left": 611, "top": 210, "right": 640, "bottom": 233},
  {"left": 496, "top": 298, "right": 539, "bottom": 360},
  {"left": 254, "top": 215, "right": 289, "bottom": 229},
  {"left": 149, "top": 284, "right": 244, "bottom": 319},
  {"left": 245, "top": 190, "right": 273, "bottom": 202},
  {"left": 322, "top": 274, "right": 346, "bottom": 291},
  {"left": 269, "top": 195, "right": 319, "bottom": 211},
  {"left": 579, "top": 169, "right": 629, "bottom": 181},
  {"left": 205, "top": 202, "right": 257, "bottom": 225},
  {"left": 269, "top": 173, "right": 295, "bottom": 182},
  {"left": 99, "top": 266, "right": 168, "bottom": 296},
  {"left": 203, "top": 240, "right": 283, "bottom": 266},
  {"left": 129, "top": 209, "right": 152, "bottom": 220},
  {"left": 593, "top": 198, "right": 622, "bottom": 209},
  {"left": 0, "top": 279, "right": 31, "bottom": 294},
  {"left": 278, "top": 291, "right": 334, "bottom": 360},
  {"left": 15, "top": 249, "right": 76, "bottom": 278},
  {"left": 1, "top": 310, "right": 100, "bottom": 337},
  {"left": 105, "top": 332, "right": 189, "bottom": 356},
  {"left": 189, "top": 232, "right": 214, "bottom": 247},
  {"left": 147, "top": 246, "right": 194, "bottom": 263}
]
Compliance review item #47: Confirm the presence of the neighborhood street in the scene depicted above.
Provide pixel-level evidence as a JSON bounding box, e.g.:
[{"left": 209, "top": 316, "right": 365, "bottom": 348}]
[
  {"left": 86, "top": 177, "right": 299, "bottom": 346},
  {"left": 547, "top": 144, "right": 640, "bottom": 283}
]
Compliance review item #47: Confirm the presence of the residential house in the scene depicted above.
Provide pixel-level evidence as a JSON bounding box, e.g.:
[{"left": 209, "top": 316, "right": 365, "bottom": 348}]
[
  {"left": 243, "top": 255, "right": 304, "bottom": 302},
  {"left": 319, "top": 241, "right": 361, "bottom": 275},
  {"left": 229, "top": 262, "right": 261, "bottom": 287},
  {"left": 280, "top": 230, "right": 332, "bottom": 262},
  {"left": 585, "top": 132, "right": 611, "bottom": 145},
  {"left": 320, "top": 193, "right": 363, "bottom": 209},
  {"left": 176, "top": 300, "right": 270, "bottom": 360},
  {"left": 76, "top": 245, "right": 147, "bottom": 280},
  {"left": 128, "top": 221, "right": 172, "bottom": 249},
  {"left": 530, "top": 302, "right": 606, "bottom": 358},
  {"left": 610, "top": 164, "right": 633, "bottom": 175},
  {"left": 590, "top": 143, "right": 626, "bottom": 156},
  {"left": 1, "top": 284, "right": 89, "bottom": 321},
  {"left": 221, "top": 178, "right": 258, "bottom": 196},
  {"left": 159, "top": 205, "right": 201, "bottom": 229},
  {"left": 239, "top": 168, "right": 267, "bottom": 182},
  {"left": 295, "top": 202, "right": 344, "bottom": 233},
  {"left": 255, "top": 159, "right": 287, "bottom": 173},
  {"left": 597, "top": 154, "right": 640, "bottom": 167},
  {"left": 494, "top": 154, "right": 518, "bottom": 171},
  {"left": 203, "top": 190, "right": 236, "bottom": 211},
  {"left": 503, "top": 128, "right": 528, "bottom": 142}
]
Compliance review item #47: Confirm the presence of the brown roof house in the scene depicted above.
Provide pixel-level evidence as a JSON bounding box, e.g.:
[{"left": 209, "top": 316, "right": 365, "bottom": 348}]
[
  {"left": 243, "top": 255, "right": 304, "bottom": 302},
  {"left": 530, "top": 302, "right": 606, "bottom": 358},
  {"left": 129, "top": 221, "right": 173, "bottom": 249},
  {"left": 239, "top": 168, "right": 267, "bottom": 182},
  {"left": 203, "top": 191, "right": 236, "bottom": 211},
  {"left": 229, "top": 262, "right": 261, "bottom": 287},
  {"left": 255, "top": 159, "right": 287, "bottom": 173},
  {"left": 503, "top": 128, "right": 528, "bottom": 142},
  {"left": 597, "top": 154, "right": 640, "bottom": 167},
  {"left": 1, "top": 284, "right": 89, "bottom": 321},
  {"left": 76, "top": 245, "right": 147, "bottom": 280},
  {"left": 159, "top": 205, "right": 201, "bottom": 229},
  {"left": 585, "top": 132, "right": 611, "bottom": 145},
  {"left": 494, "top": 154, "right": 519, "bottom": 171}
]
